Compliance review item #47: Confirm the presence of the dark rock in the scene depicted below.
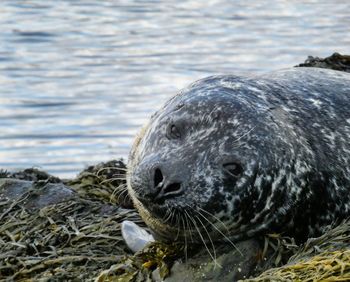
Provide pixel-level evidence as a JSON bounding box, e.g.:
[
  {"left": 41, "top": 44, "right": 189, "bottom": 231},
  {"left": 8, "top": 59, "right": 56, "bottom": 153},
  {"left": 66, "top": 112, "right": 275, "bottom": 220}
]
[
  {"left": 9, "top": 167, "right": 61, "bottom": 183},
  {"left": 0, "top": 178, "right": 76, "bottom": 210},
  {"left": 159, "top": 239, "right": 261, "bottom": 282},
  {"left": 296, "top": 52, "right": 350, "bottom": 72}
]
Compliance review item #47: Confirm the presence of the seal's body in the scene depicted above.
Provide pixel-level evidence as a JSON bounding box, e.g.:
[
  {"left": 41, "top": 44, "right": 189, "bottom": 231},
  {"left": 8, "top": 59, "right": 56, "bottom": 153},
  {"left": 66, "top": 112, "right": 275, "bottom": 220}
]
[{"left": 127, "top": 68, "right": 350, "bottom": 243}]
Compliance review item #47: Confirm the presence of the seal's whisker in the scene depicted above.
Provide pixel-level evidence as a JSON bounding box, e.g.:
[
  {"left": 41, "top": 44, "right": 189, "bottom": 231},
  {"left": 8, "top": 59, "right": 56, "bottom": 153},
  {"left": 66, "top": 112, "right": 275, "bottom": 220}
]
[
  {"left": 113, "top": 183, "right": 127, "bottom": 189},
  {"left": 112, "top": 189, "right": 122, "bottom": 198},
  {"left": 180, "top": 214, "right": 188, "bottom": 263},
  {"left": 96, "top": 166, "right": 128, "bottom": 176},
  {"left": 108, "top": 172, "right": 126, "bottom": 176},
  {"left": 186, "top": 205, "right": 220, "bottom": 266},
  {"left": 111, "top": 184, "right": 127, "bottom": 197},
  {"left": 196, "top": 209, "right": 243, "bottom": 256},
  {"left": 162, "top": 209, "right": 170, "bottom": 222},
  {"left": 194, "top": 214, "right": 220, "bottom": 268},
  {"left": 197, "top": 207, "right": 230, "bottom": 232},
  {"left": 121, "top": 189, "right": 131, "bottom": 201},
  {"left": 162, "top": 208, "right": 173, "bottom": 224},
  {"left": 100, "top": 178, "right": 126, "bottom": 185},
  {"left": 115, "top": 189, "right": 126, "bottom": 202},
  {"left": 183, "top": 210, "right": 194, "bottom": 243},
  {"left": 115, "top": 187, "right": 130, "bottom": 204},
  {"left": 120, "top": 193, "right": 131, "bottom": 205},
  {"left": 175, "top": 213, "right": 181, "bottom": 241},
  {"left": 169, "top": 210, "right": 176, "bottom": 226},
  {"left": 107, "top": 176, "right": 127, "bottom": 181},
  {"left": 112, "top": 183, "right": 127, "bottom": 193},
  {"left": 109, "top": 173, "right": 127, "bottom": 177},
  {"left": 185, "top": 209, "right": 218, "bottom": 267}
]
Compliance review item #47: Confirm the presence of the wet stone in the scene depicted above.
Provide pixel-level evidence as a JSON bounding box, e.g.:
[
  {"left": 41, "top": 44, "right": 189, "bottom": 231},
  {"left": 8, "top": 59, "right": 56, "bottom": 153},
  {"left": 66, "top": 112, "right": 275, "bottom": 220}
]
[
  {"left": 153, "top": 239, "right": 261, "bottom": 282},
  {"left": 0, "top": 178, "right": 76, "bottom": 210}
]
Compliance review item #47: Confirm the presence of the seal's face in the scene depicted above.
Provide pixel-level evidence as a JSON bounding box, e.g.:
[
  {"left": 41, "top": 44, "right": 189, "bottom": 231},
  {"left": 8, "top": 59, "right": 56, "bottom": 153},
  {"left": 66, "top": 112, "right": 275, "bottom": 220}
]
[{"left": 127, "top": 76, "right": 283, "bottom": 242}]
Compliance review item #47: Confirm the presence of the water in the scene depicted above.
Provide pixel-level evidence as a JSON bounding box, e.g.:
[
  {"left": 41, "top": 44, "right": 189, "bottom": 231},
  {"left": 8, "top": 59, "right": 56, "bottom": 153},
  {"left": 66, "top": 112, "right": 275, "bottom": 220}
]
[{"left": 1, "top": 0, "right": 349, "bottom": 178}]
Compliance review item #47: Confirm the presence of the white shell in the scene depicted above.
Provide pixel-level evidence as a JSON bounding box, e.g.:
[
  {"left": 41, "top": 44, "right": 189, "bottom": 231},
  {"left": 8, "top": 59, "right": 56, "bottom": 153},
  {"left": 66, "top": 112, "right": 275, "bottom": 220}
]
[{"left": 121, "top": 220, "right": 155, "bottom": 253}]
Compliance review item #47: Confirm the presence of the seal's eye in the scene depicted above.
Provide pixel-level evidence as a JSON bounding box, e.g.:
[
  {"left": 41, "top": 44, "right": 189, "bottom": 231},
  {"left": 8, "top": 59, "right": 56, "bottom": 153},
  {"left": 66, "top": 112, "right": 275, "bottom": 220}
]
[
  {"left": 167, "top": 124, "right": 181, "bottom": 139},
  {"left": 223, "top": 162, "right": 243, "bottom": 177}
]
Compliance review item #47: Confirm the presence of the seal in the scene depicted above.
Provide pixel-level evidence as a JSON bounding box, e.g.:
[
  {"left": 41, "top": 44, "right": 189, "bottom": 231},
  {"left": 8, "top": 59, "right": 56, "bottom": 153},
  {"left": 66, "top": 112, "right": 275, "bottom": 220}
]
[{"left": 127, "top": 67, "right": 350, "bottom": 244}]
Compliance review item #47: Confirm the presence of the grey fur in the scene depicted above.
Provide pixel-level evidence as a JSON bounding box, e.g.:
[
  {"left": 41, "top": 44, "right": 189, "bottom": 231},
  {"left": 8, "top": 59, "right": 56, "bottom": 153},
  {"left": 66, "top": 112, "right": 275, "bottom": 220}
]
[{"left": 127, "top": 68, "right": 350, "bottom": 243}]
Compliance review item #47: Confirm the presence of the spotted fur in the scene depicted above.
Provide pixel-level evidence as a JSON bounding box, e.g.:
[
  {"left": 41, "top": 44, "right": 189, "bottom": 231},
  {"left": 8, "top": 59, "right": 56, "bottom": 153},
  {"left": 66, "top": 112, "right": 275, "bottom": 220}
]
[{"left": 127, "top": 67, "right": 350, "bottom": 243}]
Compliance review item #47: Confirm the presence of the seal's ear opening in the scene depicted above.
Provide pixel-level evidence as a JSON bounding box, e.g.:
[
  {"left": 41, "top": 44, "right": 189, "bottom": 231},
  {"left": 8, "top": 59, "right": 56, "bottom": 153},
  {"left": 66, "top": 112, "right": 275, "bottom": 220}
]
[{"left": 223, "top": 162, "right": 243, "bottom": 177}]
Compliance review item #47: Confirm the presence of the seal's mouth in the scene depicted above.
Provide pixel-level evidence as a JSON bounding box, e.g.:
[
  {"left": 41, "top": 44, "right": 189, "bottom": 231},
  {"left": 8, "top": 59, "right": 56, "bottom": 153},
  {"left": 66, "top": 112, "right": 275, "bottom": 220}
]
[
  {"left": 131, "top": 189, "right": 231, "bottom": 243},
  {"left": 137, "top": 196, "right": 170, "bottom": 221}
]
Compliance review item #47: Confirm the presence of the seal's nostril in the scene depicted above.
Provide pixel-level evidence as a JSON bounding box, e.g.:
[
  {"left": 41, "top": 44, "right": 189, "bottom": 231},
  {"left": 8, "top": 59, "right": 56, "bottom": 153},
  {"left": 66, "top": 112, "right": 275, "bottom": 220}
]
[
  {"left": 151, "top": 168, "right": 183, "bottom": 202},
  {"left": 155, "top": 182, "right": 183, "bottom": 203},
  {"left": 154, "top": 168, "right": 163, "bottom": 188},
  {"left": 163, "top": 183, "right": 182, "bottom": 195},
  {"left": 223, "top": 162, "right": 243, "bottom": 177}
]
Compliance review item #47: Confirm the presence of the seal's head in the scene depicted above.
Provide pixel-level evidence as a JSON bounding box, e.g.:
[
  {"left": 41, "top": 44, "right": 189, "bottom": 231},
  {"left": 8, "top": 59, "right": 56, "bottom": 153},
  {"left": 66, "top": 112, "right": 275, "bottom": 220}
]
[{"left": 127, "top": 75, "right": 305, "bottom": 242}]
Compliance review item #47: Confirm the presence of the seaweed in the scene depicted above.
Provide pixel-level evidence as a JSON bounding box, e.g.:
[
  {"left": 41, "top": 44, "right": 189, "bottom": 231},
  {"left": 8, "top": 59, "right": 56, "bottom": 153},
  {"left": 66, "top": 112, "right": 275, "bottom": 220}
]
[
  {"left": 95, "top": 242, "right": 183, "bottom": 282},
  {"left": 296, "top": 52, "right": 350, "bottom": 73},
  {"left": 0, "top": 160, "right": 143, "bottom": 281},
  {"left": 242, "top": 221, "right": 350, "bottom": 282},
  {"left": 66, "top": 160, "right": 133, "bottom": 209}
]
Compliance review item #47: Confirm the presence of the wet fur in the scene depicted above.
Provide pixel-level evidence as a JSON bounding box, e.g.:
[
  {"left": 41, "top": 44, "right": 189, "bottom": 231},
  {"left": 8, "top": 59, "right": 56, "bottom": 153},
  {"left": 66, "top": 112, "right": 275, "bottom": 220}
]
[{"left": 127, "top": 68, "right": 350, "bottom": 244}]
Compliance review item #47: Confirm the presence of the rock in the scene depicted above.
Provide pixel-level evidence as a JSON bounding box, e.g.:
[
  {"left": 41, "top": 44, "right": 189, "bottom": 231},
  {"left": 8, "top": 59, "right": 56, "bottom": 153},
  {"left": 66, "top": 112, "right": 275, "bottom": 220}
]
[
  {"left": 157, "top": 239, "right": 261, "bottom": 282},
  {"left": 0, "top": 178, "right": 76, "bottom": 210},
  {"left": 296, "top": 52, "right": 350, "bottom": 72}
]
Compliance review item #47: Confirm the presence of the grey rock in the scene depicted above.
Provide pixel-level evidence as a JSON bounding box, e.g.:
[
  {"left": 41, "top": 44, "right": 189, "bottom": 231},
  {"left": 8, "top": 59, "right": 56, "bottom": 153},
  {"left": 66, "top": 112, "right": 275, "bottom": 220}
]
[
  {"left": 155, "top": 239, "right": 261, "bottom": 282},
  {"left": 0, "top": 178, "right": 76, "bottom": 209}
]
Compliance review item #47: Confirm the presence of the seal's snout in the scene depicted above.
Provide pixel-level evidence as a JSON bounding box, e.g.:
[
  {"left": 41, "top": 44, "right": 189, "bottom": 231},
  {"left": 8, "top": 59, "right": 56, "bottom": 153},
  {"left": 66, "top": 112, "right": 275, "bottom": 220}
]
[{"left": 151, "top": 166, "right": 183, "bottom": 203}]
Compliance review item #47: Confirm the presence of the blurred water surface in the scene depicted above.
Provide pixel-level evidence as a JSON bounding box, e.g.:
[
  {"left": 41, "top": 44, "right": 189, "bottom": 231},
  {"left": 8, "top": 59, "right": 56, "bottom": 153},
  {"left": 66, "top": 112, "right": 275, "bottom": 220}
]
[{"left": 0, "top": 0, "right": 349, "bottom": 177}]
